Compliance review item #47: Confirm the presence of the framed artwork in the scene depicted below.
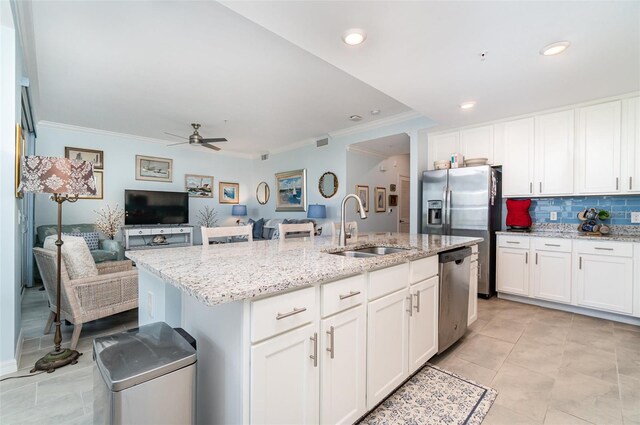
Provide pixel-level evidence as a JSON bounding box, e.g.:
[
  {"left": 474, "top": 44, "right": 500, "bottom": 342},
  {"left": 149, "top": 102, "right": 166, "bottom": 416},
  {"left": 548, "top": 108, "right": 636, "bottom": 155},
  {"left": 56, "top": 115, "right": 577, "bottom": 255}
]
[
  {"left": 389, "top": 194, "right": 398, "bottom": 207},
  {"left": 390, "top": 183, "right": 397, "bottom": 192},
  {"left": 185, "top": 174, "right": 213, "bottom": 198},
  {"left": 136, "top": 155, "right": 173, "bottom": 182},
  {"left": 65, "top": 146, "right": 104, "bottom": 170},
  {"left": 375, "top": 187, "right": 386, "bottom": 212},
  {"left": 79, "top": 171, "right": 103, "bottom": 199},
  {"left": 15, "top": 123, "right": 24, "bottom": 198},
  {"left": 275, "top": 169, "right": 307, "bottom": 212},
  {"left": 356, "top": 185, "right": 369, "bottom": 213},
  {"left": 219, "top": 181, "right": 240, "bottom": 204}
]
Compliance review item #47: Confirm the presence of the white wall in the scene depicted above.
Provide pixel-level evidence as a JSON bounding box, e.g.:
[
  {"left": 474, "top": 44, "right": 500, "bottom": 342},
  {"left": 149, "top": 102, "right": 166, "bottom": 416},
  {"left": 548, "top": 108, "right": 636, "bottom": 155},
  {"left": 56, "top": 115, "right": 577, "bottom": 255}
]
[
  {"left": 35, "top": 124, "right": 255, "bottom": 245},
  {"left": 346, "top": 150, "right": 410, "bottom": 232}
]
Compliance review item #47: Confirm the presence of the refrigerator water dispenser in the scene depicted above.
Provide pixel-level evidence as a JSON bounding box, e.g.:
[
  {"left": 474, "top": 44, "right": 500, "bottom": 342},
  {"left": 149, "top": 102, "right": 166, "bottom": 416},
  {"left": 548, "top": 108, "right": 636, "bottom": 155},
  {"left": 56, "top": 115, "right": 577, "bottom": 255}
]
[{"left": 427, "top": 200, "right": 443, "bottom": 225}]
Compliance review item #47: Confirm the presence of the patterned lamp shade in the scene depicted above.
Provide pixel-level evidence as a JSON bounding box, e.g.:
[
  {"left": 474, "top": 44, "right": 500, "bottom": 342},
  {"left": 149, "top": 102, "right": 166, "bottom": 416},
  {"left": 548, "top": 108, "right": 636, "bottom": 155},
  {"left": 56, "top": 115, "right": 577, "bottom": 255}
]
[{"left": 19, "top": 156, "right": 96, "bottom": 195}]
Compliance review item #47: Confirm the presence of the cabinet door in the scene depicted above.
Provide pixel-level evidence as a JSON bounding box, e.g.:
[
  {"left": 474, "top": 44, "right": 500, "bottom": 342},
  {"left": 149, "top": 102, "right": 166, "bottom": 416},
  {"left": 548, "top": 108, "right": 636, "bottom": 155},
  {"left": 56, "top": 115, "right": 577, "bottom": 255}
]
[
  {"left": 497, "top": 247, "right": 530, "bottom": 296},
  {"left": 498, "top": 118, "right": 535, "bottom": 197},
  {"left": 367, "top": 289, "right": 409, "bottom": 409},
  {"left": 624, "top": 97, "right": 640, "bottom": 192},
  {"left": 468, "top": 261, "right": 478, "bottom": 326},
  {"left": 576, "top": 254, "right": 633, "bottom": 314},
  {"left": 532, "top": 250, "right": 571, "bottom": 304},
  {"left": 409, "top": 276, "right": 439, "bottom": 374},
  {"left": 576, "top": 101, "right": 622, "bottom": 194},
  {"left": 535, "top": 110, "right": 574, "bottom": 195},
  {"left": 251, "top": 323, "right": 319, "bottom": 424},
  {"left": 460, "top": 125, "right": 494, "bottom": 164},
  {"left": 320, "top": 306, "right": 366, "bottom": 425},
  {"left": 428, "top": 132, "right": 460, "bottom": 169}
]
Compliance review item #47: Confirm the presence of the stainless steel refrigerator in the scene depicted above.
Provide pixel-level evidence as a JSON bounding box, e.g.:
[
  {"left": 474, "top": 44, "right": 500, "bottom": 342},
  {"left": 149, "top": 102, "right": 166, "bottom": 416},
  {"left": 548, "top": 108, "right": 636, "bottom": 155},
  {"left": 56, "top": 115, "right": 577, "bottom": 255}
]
[{"left": 422, "top": 165, "right": 502, "bottom": 297}]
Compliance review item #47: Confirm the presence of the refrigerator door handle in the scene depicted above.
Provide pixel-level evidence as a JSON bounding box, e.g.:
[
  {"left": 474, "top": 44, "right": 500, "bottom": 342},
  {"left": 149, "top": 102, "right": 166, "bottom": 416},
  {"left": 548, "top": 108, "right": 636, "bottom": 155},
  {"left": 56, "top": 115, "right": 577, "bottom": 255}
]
[
  {"left": 442, "top": 187, "right": 448, "bottom": 231},
  {"left": 447, "top": 189, "right": 452, "bottom": 234}
]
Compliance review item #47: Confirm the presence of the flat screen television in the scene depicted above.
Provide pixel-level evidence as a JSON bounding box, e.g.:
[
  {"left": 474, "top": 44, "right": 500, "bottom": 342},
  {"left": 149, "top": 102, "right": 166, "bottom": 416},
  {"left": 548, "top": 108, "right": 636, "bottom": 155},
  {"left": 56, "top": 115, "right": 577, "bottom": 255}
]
[{"left": 125, "top": 190, "right": 189, "bottom": 225}]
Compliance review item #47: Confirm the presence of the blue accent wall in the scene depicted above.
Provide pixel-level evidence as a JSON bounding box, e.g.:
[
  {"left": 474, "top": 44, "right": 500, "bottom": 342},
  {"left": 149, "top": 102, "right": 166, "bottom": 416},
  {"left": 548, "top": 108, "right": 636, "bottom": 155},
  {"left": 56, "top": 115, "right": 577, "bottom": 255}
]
[{"left": 528, "top": 195, "right": 640, "bottom": 225}]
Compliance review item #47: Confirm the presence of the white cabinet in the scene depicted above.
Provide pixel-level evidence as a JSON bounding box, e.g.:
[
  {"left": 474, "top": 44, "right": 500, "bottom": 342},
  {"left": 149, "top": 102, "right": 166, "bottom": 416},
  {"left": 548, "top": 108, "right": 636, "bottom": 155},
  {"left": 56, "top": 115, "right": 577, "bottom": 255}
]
[
  {"left": 534, "top": 110, "right": 574, "bottom": 195},
  {"left": 366, "top": 288, "right": 409, "bottom": 409},
  {"left": 250, "top": 323, "right": 319, "bottom": 424},
  {"left": 428, "top": 132, "right": 459, "bottom": 169},
  {"left": 576, "top": 101, "right": 622, "bottom": 194},
  {"left": 460, "top": 125, "right": 494, "bottom": 164},
  {"left": 498, "top": 118, "right": 535, "bottom": 197},
  {"left": 532, "top": 246, "right": 572, "bottom": 304},
  {"left": 320, "top": 305, "right": 366, "bottom": 425},
  {"left": 623, "top": 97, "right": 640, "bottom": 192},
  {"left": 408, "top": 276, "right": 439, "bottom": 374},
  {"left": 497, "top": 246, "right": 530, "bottom": 296},
  {"left": 468, "top": 259, "right": 478, "bottom": 325}
]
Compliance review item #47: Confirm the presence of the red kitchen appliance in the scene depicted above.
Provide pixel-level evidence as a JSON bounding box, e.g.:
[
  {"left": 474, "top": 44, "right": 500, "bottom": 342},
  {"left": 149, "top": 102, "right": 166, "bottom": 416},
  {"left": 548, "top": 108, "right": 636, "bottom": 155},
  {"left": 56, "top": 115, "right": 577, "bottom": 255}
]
[{"left": 506, "top": 198, "right": 532, "bottom": 232}]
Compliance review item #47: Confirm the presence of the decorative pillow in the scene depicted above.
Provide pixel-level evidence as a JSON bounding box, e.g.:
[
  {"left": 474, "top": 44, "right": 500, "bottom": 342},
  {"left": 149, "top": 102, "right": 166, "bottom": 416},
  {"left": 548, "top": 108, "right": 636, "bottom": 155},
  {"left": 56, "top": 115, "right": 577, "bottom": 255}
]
[
  {"left": 63, "top": 231, "right": 100, "bottom": 251},
  {"left": 252, "top": 218, "right": 264, "bottom": 240},
  {"left": 44, "top": 235, "right": 99, "bottom": 279}
]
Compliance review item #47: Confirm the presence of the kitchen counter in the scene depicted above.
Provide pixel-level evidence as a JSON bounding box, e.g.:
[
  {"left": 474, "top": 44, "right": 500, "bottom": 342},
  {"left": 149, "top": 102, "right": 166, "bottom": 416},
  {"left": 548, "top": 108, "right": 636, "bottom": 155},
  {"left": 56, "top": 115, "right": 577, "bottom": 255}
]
[
  {"left": 126, "top": 232, "right": 482, "bottom": 307},
  {"left": 496, "top": 230, "right": 640, "bottom": 243}
]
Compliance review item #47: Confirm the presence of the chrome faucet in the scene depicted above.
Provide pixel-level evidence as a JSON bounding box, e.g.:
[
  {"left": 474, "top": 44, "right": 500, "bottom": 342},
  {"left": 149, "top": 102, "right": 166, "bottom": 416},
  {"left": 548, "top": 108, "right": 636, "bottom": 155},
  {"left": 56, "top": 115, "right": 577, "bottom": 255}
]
[{"left": 339, "top": 194, "right": 367, "bottom": 247}]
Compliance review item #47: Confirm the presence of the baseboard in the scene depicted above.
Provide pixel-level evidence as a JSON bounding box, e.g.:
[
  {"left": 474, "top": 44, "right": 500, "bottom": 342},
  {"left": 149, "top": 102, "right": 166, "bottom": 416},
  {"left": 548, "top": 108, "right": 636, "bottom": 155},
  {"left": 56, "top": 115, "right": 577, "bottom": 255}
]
[{"left": 498, "top": 293, "right": 640, "bottom": 326}]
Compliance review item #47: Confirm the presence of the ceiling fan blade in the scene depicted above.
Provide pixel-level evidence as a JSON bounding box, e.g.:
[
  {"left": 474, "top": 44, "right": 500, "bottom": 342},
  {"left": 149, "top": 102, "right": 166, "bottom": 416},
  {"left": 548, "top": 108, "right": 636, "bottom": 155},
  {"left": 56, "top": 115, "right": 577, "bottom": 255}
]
[
  {"left": 202, "top": 143, "right": 221, "bottom": 151},
  {"left": 164, "top": 132, "right": 188, "bottom": 140},
  {"left": 167, "top": 141, "right": 189, "bottom": 146},
  {"left": 201, "top": 138, "right": 228, "bottom": 143}
]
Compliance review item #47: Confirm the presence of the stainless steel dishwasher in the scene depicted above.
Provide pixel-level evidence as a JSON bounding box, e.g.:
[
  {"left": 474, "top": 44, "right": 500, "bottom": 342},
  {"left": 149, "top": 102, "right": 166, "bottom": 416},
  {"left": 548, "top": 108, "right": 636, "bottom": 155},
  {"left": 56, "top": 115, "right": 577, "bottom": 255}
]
[{"left": 438, "top": 247, "right": 472, "bottom": 353}]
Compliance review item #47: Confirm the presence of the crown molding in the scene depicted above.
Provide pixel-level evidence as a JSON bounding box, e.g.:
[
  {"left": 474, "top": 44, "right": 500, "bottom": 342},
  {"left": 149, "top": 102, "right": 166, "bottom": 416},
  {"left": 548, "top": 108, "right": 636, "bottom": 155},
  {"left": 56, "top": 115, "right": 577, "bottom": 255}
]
[
  {"left": 37, "top": 121, "right": 255, "bottom": 159},
  {"left": 346, "top": 145, "right": 389, "bottom": 159},
  {"left": 329, "top": 110, "right": 423, "bottom": 138}
]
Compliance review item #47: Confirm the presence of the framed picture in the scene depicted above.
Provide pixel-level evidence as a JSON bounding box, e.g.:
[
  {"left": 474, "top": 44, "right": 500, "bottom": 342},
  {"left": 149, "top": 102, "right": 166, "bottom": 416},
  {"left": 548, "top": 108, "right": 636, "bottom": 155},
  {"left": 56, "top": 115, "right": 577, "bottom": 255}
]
[
  {"left": 15, "top": 123, "right": 24, "bottom": 198},
  {"left": 375, "top": 187, "right": 386, "bottom": 212},
  {"left": 185, "top": 174, "right": 213, "bottom": 198},
  {"left": 79, "top": 171, "right": 103, "bottom": 199},
  {"left": 65, "top": 146, "right": 104, "bottom": 170},
  {"left": 390, "top": 183, "right": 397, "bottom": 192},
  {"left": 136, "top": 155, "right": 172, "bottom": 182},
  {"left": 389, "top": 194, "right": 398, "bottom": 207},
  {"left": 275, "top": 169, "right": 307, "bottom": 212},
  {"left": 219, "top": 181, "right": 239, "bottom": 204},
  {"left": 356, "top": 185, "right": 369, "bottom": 213}
]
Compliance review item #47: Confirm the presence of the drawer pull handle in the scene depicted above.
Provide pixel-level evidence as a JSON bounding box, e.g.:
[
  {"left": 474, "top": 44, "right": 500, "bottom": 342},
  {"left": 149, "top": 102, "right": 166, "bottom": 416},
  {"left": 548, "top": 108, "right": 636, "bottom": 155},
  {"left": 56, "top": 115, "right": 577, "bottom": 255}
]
[
  {"left": 579, "top": 256, "right": 582, "bottom": 269},
  {"left": 535, "top": 253, "right": 538, "bottom": 265},
  {"left": 406, "top": 296, "right": 413, "bottom": 317},
  {"left": 413, "top": 290, "right": 420, "bottom": 313},
  {"left": 276, "top": 307, "right": 307, "bottom": 320},
  {"left": 339, "top": 290, "right": 361, "bottom": 300},
  {"left": 525, "top": 252, "right": 528, "bottom": 264},
  {"left": 506, "top": 241, "right": 520, "bottom": 244},
  {"left": 594, "top": 247, "right": 614, "bottom": 251},
  {"left": 138, "top": 231, "right": 143, "bottom": 234},
  {"left": 310, "top": 333, "right": 318, "bottom": 367},
  {"left": 545, "top": 244, "right": 561, "bottom": 247},
  {"left": 326, "top": 326, "right": 335, "bottom": 359}
]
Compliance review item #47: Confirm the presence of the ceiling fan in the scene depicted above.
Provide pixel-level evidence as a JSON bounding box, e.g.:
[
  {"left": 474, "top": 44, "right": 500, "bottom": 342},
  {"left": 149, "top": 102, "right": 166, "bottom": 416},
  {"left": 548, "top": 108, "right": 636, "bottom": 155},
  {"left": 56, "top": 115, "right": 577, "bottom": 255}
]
[{"left": 165, "top": 123, "right": 228, "bottom": 151}]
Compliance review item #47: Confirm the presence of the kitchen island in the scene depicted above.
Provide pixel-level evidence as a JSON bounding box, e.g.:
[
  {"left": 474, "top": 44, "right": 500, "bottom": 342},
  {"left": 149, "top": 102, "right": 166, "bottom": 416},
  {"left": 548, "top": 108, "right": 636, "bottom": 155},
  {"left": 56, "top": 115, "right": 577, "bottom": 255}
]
[{"left": 126, "top": 232, "right": 482, "bottom": 424}]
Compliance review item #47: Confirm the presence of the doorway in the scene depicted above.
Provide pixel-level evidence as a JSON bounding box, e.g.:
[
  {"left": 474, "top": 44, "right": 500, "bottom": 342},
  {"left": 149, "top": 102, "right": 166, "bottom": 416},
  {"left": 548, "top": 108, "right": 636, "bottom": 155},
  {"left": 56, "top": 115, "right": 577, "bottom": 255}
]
[{"left": 399, "top": 176, "right": 410, "bottom": 233}]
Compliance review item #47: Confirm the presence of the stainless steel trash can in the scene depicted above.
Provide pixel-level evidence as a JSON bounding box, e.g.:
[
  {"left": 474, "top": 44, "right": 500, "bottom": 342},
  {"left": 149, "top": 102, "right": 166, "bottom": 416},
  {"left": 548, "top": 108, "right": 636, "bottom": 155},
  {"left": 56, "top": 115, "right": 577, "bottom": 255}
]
[{"left": 93, "top": 322, "right": 196, "bottom": 425}]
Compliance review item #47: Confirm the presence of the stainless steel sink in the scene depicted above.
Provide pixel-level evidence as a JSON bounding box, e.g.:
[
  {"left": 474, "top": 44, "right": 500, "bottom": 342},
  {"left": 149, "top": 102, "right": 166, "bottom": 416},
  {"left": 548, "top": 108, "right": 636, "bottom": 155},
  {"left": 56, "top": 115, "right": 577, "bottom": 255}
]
[{"left": 329, "top": 246, "right": 411, "bottom": 258}]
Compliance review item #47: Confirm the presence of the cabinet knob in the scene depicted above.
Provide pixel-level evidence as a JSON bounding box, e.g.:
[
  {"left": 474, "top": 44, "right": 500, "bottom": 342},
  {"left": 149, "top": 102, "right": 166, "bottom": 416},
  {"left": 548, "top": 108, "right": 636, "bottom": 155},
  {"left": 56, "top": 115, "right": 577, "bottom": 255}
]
[{"left": 138, "top": 230, "right": 143, "bottom": 234}]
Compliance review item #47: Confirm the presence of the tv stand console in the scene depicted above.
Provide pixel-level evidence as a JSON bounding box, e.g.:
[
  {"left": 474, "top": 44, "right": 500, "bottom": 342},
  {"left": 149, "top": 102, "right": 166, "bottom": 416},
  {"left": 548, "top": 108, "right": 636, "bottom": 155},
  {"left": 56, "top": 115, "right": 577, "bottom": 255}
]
[{"left": 123, "top": 225, "right": 193, "bottom": 250}]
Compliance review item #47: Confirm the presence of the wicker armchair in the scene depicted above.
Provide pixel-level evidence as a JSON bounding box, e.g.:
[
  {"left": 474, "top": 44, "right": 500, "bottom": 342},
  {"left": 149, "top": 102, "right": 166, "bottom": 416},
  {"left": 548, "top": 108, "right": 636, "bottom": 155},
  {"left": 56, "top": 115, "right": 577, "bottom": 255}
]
[{"left": 33, "top": 247, "right": 138, "bottom": 350}]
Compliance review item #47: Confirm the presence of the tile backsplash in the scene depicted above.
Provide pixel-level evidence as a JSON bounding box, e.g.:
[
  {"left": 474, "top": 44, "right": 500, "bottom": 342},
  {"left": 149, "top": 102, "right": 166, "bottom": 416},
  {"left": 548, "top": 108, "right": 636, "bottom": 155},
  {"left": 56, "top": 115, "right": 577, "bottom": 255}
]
[{"left": 524, "top": 195, "right": 640, "bottom": 225}]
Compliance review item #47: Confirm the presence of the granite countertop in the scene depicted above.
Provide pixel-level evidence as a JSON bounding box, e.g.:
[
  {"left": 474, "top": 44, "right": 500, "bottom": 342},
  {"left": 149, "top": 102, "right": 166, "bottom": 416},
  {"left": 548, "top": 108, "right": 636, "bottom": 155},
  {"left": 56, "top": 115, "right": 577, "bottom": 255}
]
[
  {"left": 126, "top": 233, "right": 482, "bottom": 307},
  {"left": 496, "top": 231, "right": 640, "bottom": 243}
]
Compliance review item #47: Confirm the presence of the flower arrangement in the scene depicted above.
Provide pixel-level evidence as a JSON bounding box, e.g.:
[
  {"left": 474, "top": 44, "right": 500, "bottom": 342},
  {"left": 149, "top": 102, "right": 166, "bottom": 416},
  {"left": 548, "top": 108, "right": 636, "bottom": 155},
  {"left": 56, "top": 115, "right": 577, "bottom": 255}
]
[
  {"left": 197, "top": 205, "right": 219, "bottom": 228},
  {"left": 94, "top": 204, "right": 125, "bottom": 240}
]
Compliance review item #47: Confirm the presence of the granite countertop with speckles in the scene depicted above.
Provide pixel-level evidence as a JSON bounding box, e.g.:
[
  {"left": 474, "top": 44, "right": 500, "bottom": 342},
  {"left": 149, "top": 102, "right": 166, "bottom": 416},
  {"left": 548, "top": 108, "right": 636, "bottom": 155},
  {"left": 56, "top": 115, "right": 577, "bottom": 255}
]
[
  {"left": 126, "top": 233, "right": 482, "bottom": 307},
  {"left": 496, "top": 231, "right": 640, "bottom": 242}
]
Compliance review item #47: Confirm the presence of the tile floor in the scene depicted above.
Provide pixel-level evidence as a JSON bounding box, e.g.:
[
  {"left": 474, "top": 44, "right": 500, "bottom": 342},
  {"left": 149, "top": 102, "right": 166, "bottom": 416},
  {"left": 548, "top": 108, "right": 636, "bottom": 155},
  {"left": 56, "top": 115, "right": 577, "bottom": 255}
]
[{"left": 1, "top": 288, "right": 639, "bottom": 424}]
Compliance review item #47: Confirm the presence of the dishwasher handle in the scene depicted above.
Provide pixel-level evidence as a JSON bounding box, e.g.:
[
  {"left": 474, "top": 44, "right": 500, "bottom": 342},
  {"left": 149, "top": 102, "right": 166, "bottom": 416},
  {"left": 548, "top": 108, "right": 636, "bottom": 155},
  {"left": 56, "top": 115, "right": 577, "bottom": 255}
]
[{"left": 438, "top": 247, "right": 472, "bottom": 264}]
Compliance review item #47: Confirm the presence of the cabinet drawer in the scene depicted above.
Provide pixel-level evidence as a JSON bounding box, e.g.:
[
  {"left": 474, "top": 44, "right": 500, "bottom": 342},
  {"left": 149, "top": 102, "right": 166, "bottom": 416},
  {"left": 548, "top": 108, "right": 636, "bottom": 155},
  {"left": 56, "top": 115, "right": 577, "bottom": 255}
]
[
  {"left": 154, "top": 227, "right": 172, "bottom": 235},
  {"left": 409, "top": 256, "right": 438, "bottom": 284},
  {"left": 321, "top": 274, "right": 366, "bottom": 318},
  {"left": 251, "top": 287, "right": 317, "bottom": 343},
  {"left": 575, "top": 240, "right": 633, "bottom": 257},
  {"left": 368, "top": 263, "right": 409, "bottom": 300},
  {"left": 533, "top": 238, "right": 572, "bottom": 253},
  {"left": 171, "top": 227, "right": 189, "bottom": 234},
  {"left": 131, "top": 228, "right": 152, "bottom": 236},
  {"left": 498, "top": 235, "right": 530, "bottom": 249}
]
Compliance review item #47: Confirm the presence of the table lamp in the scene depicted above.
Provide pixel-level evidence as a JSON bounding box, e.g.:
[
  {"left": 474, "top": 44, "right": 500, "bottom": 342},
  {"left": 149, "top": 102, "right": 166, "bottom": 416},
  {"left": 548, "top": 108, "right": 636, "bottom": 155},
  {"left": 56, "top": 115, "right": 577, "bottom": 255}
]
[
  {"left": 307, "top": 204, "right": 326, "bottom": 219},
  {"left": 232, "top": 204, "right": 247, "bottom": 225},
  {"left": 19, "top": 156, "right": 96, "bottom": 373}
]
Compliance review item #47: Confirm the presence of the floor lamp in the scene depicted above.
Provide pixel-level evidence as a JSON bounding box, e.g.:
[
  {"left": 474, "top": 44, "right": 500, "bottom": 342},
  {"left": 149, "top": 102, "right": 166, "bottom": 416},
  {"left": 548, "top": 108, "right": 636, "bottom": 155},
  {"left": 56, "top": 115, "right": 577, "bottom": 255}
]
[{"left": 19, "top": 156, "right": 96, "bottom": 373}]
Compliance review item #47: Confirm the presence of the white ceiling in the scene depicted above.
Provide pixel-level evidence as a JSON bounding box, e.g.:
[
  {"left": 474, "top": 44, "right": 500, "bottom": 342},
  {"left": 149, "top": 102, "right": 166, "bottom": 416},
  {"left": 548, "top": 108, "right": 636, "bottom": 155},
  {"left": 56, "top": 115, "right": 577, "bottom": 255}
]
[
  {"left": 224, "top": 1, "right": 640, "bottom": 130},
  {"left": 351, "top": 133, "right": 410, "bottom": 157},
  {"left": 23, "top": 1, "right": 410, "bottom": 154}
]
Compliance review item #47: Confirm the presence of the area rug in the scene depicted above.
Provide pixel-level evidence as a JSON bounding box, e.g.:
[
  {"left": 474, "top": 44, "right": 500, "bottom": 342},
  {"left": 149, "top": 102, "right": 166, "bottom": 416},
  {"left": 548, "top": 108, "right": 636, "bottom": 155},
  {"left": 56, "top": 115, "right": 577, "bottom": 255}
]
[{"left": 359, "top": 363, "right": 498, "bottom": 425}]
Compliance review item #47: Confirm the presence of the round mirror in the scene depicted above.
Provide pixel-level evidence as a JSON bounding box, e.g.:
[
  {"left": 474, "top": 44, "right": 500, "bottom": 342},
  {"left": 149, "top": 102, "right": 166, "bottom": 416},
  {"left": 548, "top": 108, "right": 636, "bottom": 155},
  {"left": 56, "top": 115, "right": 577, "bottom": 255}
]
[
  {"left": 319, "top": 172, "right": 338, "bottom": 198},
  {"left": 256, "top": 181, "right": 270, "bottom": 205}
]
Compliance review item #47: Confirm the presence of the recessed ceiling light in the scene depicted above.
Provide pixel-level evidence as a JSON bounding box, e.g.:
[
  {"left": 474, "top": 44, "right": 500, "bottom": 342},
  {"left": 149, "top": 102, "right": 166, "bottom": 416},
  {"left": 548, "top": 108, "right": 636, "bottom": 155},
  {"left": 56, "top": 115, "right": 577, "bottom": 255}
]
[
  {"left": 349, "top": 114, "right": 363, "bottom": 121},
  {"left": 540, "top": 41, "right": 571, "bottom": 56},
  {"left": 460, "top": 102, "right": 476, "bottom": 110},
  {"left": 342, "top": 29, "right": 366, "bottom": 46},
  {"left": 370, "top": 109, "right": 381, "bottom": 115}
]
